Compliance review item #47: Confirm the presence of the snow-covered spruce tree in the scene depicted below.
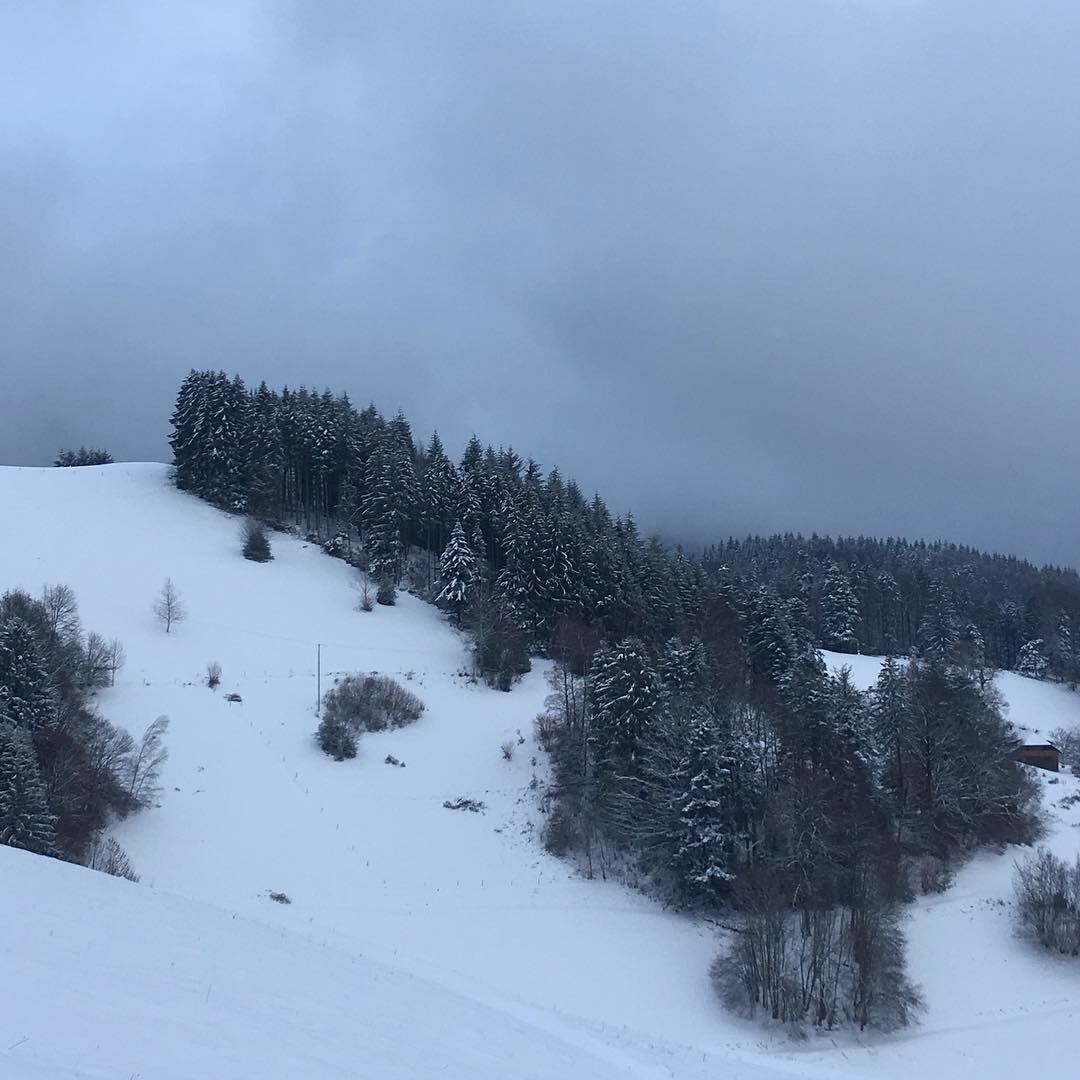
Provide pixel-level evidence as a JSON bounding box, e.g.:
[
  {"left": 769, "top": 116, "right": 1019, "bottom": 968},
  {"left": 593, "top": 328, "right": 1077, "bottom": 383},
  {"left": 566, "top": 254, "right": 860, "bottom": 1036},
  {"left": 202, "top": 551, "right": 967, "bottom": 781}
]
[
  {"left": 168, "top": 370, "right": 251, "bottom": 509},
  {"left": 876, "top": 572, "right": 901, "bottom": 655},
  {"left": 822, "top": 562, "right": 860, "bottom": 653},
  {"left": 169, "top": 369, "right": 209, "bottom": 493},
  {"left": 245, "top": 381, "right": 285, "bottom": 519},
  {"left": 741, "top": 586, "right": 798, "bottom": 686},
  {"left": 54, "top": 446, "right": 113, "bottom": 467},
  {"left": 0, "top": 722, "right": 57, "bottom": 855},
  {"left": 869, "top": 656, "right": 912, "bottom": 834},
  {"left": 916, "top": 584, "right": 960, "bottom": 662},
  {"left": 0, "top": 617, "right": 54, "bottom": 731},
  {"left": 496, "top": 500, "right": 548, "bottom": 642},
  {"left": 419, "top": 431, "right": 460, "bottom": 558},
  {"left": 317, "top": 712, "right": 357, "bottom": 761},
  {"left": 588, "top": 638, "right": 658, "bottom": 775},
  {"left": 670, "top": 711, "right": 745, "bottom": 903},
  {"left": 1017, "top": 639, "right": 1048, "bottom": 679},
  {"left": 361, "top": 421, "right": 417, "bottom": 585},
  {"left": 436, "top": 521, "right": 477, "bottom": 622}
]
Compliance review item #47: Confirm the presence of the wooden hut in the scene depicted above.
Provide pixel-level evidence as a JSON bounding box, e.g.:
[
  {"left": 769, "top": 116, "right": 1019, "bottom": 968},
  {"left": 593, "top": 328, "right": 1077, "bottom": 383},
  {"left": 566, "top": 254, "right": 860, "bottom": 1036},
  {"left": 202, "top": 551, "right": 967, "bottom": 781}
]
[{"left": 1013, "top": 743, "right": 1061, "bottom": 772}]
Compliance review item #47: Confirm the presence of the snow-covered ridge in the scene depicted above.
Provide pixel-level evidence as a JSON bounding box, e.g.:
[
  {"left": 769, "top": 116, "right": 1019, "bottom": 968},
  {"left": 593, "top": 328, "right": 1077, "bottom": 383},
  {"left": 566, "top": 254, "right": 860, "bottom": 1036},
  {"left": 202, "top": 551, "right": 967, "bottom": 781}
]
[{"left": 2, "top": 463, "right": 1079, "bottom": 1079}]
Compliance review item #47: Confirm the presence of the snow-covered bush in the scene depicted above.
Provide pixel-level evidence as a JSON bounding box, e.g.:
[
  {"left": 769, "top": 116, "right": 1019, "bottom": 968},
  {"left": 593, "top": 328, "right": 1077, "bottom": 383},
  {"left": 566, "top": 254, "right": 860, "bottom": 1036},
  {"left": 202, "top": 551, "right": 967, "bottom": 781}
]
[
  {"left": 317, "top": 713, "right": 357, "bottom": 761},
  {"left": 321, "top": 675, "right": 424, "bottom": 736},
  {"left": 241, "top": 517, "right": 272, "bottom": 562},
  {"left": 88, "top": 837, "right": 140, "bottom": 882},
  {"left": 914, "top": 855, "right": 954, "bottom": 895},
  {"left": 1014, "top": 847, "right": 1080, "bottom": 956},
  {"left": 1049, "top": 727, "right": 1080, "bottom": 768}
]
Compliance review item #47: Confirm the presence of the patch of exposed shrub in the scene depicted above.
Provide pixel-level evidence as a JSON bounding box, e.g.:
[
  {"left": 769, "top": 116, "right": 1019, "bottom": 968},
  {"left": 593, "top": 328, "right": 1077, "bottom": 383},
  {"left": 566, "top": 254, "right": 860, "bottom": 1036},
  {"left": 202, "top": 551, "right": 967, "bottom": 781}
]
[
  {"left": 241, "top": 517, "right": 272, "bottom": 562},
  {"left": 88, "top": 837, "right": 140, "bottom": 882},
  {"left": 317, "top": 713, "right": 357, "bottom": 761},
  {"left": 1014, "top": 847, "right": 1080, "bottom": 956},
  {"left": 322, "top": 675, "right": 424, "bottom": 734}
]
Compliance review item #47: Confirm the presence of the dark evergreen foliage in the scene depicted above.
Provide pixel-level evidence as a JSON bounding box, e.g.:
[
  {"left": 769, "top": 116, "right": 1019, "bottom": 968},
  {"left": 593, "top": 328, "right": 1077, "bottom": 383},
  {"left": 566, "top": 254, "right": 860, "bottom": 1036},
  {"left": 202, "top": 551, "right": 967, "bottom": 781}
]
[
  {"left": 316, "top": 713, "right": 357, "bottom": 761},
  {"left": 0, "top": 588, "right": 154, "bottom": 861},
  {"left": 241, "top": 518, "right": 272, "bottom": 562},
  {"left": 54, "top": 447, "right": 113, "bottom": 467},
  {"left": 704, "top": 533, "right": 1080, "bottom": 675}
]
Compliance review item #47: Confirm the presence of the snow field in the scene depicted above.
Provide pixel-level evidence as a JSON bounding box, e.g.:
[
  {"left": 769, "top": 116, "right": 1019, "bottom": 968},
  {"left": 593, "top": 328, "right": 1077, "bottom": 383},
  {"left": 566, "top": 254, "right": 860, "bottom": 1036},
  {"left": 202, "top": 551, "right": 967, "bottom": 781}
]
[{"left": 0, "top": 464, "right": 1078, "bottom": 1078}]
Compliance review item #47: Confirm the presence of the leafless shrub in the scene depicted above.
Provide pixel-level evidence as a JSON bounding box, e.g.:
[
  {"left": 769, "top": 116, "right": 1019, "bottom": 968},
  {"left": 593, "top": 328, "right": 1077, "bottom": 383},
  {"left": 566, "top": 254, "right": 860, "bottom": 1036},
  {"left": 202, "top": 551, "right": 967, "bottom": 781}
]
[
  {"left": 444, "top": 797, "right": 485, "bottom": 813},
  {"left": 915, "top": 856, "right": 954, "bottom": 895},
  {"left": 206, "top": 661, "right": 222, "bottom": 689},
  {"left": 501, "top": 740, "right": 515, "bottom": 761},
  {"left": 1049, "top": 727, "right": 1080, "bottom": 768},
  {"left": 88, "top": 837, "right": 140, "bottom": 883},
  {"left": 1014, "top": 847, "right": 1080, "bottom": 956},
  {"left": 533, "top": 711, "right": 560, "bottom": 753},
  {"left": 125, "top": 716, "right": 170, "bottom": 808},
  {"left": 351, "top": 571, "right": 375, "bottom": 612},
  {"left": 321, "top": 674, "right": 424, "bottom": 734}
]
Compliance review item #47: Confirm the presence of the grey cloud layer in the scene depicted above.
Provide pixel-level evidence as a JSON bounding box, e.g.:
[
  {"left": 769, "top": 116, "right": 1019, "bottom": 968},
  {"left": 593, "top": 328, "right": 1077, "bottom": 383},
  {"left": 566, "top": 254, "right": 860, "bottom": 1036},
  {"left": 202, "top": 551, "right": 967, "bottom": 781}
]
[{"left": 2, "top": 1, "right": 1077, "bottom": 565}]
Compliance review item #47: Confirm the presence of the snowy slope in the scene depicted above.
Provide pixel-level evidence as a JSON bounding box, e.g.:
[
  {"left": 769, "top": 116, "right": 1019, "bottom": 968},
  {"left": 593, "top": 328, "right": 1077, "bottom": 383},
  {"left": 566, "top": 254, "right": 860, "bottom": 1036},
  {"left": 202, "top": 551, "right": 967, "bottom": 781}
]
[
  {"left": 1, "top": 463, "right": 1079, "bottom": 1079},
  {"left": 0, "top": 844, "right": 705, "bottom": 1080}
]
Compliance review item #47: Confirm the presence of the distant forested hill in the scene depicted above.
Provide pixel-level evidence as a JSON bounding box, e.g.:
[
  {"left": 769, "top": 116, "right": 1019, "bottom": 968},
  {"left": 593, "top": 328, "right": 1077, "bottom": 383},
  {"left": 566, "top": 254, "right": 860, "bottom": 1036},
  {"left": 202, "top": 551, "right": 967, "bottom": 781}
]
[{"left": 168, "top": 368, "right": 1080, "bottom": 685}]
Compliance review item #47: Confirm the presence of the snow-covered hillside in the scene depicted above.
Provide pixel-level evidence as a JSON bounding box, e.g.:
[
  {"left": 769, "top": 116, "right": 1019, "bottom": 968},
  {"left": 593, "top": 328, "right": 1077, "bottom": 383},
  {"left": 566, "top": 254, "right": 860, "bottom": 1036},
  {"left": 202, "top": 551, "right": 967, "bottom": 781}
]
[{"left": 2, "top": 463, "right": 1079, "bottom": 1079}]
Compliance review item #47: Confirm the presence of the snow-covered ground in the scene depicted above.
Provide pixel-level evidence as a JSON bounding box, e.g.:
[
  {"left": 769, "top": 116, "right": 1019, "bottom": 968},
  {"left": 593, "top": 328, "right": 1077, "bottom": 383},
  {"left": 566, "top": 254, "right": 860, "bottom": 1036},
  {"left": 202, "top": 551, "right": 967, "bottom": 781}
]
[{"left": 1, "top": 463, "right": 1078, "bottom": 1079}]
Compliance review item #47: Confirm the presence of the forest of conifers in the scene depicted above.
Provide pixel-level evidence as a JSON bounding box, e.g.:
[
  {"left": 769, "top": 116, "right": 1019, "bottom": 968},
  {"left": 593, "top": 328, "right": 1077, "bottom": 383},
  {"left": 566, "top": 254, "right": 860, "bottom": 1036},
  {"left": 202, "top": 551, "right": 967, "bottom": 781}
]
[
  {"left": 170, "top": 368, "right": 1080, "bottom": 683},
  {"left": 167, "top": 368, "right": 1056, "bottom": 1031}
]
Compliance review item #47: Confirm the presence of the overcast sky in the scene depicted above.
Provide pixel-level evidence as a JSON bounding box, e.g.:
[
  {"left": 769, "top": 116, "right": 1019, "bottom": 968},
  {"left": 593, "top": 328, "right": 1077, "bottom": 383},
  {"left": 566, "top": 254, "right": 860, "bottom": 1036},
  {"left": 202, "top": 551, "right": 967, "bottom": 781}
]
[{"left": 2, "top": 1, "right": 1078, "bottom": 566}]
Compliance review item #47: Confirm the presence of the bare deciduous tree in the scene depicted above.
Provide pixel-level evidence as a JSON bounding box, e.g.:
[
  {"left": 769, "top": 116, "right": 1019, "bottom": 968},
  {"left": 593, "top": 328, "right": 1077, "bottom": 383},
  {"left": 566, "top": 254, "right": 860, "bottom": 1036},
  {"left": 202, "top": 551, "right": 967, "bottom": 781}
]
[
  {"left": 82, "top": 631, "right": 114, "bottom": 687},
  {"left": 41, "top": 583, "right": 80, "bottom": 639},
  {"left": 106, "top": 637, "right": 125, "bottom": 686},
  {"left": 125, "top": 716, "right": 169, "bottom": 808},
  {"left": 351, "top": 570, "right": 375, "bottom": 613},
  {"left": 152, "top": 578, "right": 185, "bottom": 633}
]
